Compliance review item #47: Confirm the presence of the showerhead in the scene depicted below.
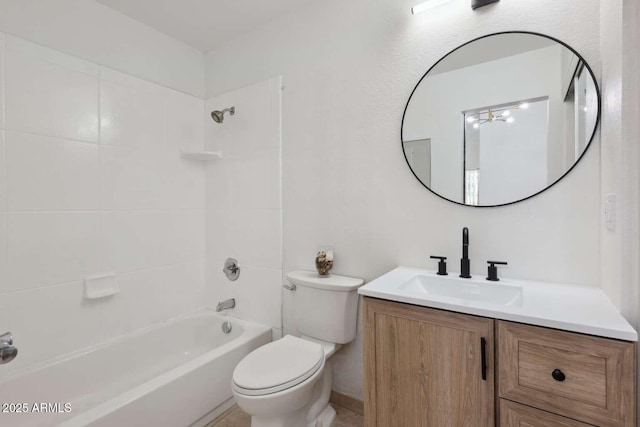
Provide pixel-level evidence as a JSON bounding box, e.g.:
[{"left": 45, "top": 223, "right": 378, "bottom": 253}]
[{"left": 211, "top": 107, "right": 235, "bottom": 123}]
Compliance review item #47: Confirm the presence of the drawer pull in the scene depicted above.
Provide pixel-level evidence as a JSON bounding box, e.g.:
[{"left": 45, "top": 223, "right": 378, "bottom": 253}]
[{"left": 551, "top": 369, "right": 566, "bottom": 382}]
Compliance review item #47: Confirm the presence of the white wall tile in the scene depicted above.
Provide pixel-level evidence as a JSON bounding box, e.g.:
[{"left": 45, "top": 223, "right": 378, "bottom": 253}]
[
  {"left": 229, "top": 150, "right": 281, "bottom": 210},
  {"left": 205, "top": 159, "right": 233, "bottom": 211},
  {"left": 164, "top": 260, "right": 206, "bottom": 319},
  {"left": 207, "top": 208, "right": 281, "bottom": 270},
  {"left": 101, "top": 260, "right": 205, "bottom": 340},
  {"left": 6, "top": 213, "right": 103, "bottom": 292},
  {"left": 0, "top": 131, "right": 6, "bottom": 210},
  {"left": 102, "top": 210, "right": 204, "bottom": 273},
  {"left": 229, "top": 266, "right": 282, "bottom": 329},
  {"left": 100, "top": 79, "right": 165, "bottom": 151},
  {"left": 166, "top": 90, "right": 205, "bottom": 153},
  {"left": 204, "top": 77, "right": 282, "bottom": 331},
  {"left": 0, "top": 33, "right": 5, "bottom": 130},
  {"left": 100, "top": 67, "right": 161, "bottom": 91},
  {"left": 102, "top": 268, "right": 168, "bottom": 338},
  {"left": 0, "top": 292, "right": 7, "bottom": 377},
  {"left": 204, "top": 253, "right": 234, "bottom": 310},
  {"left": 4, "top": 48, "right": 99, "bottom": 142},
  {"left": 0, "top": 34, "right": 208, "bottom": 373},
  {"left": 3, "top": 281, "right": 104, "bottom": 371},
  {"left": 0, "top": 212, "right": 7, "bottom": 297},
  {"left": 272, "top": 328, "right": 283, "bottom": 340},
  {"left": 6, "top": 132, "right": 100, "bottom": 211},
  {"left": 5, "top": 35, "right": 99, "bottom": 77},
  {"left": 100, "top": 146, "right": 204, "bottom": 210},
  {"left": 205, "top": 77, "right": 280, "bottom": 157}
]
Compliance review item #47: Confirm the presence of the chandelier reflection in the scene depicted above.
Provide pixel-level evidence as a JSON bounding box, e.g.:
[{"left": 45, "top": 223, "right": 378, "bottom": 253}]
[{"left": 466, "top": 102, "right": 529, "bottom": 128}]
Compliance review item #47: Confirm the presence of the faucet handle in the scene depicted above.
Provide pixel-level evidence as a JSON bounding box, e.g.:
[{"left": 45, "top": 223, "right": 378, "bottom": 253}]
[
  {"left": 486, "top": 261, "right": 508, "bottom": 281},
  {"left": 430, "top": 256, "right": 448, "bottom": 276},
  {"left": 0, "top": 332, "right": 12, "bottom": 345}
]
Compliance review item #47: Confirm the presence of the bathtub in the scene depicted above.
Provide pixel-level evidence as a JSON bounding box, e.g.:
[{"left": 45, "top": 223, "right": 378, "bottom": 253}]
[{"left": 0, "top": 310, "right": 271, "bottom": 427}]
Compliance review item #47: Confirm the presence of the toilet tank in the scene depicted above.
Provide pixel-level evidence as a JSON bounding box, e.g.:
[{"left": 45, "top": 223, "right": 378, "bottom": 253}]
[{"left": 286, "top": 270, "right": 364, "bottom": 344}]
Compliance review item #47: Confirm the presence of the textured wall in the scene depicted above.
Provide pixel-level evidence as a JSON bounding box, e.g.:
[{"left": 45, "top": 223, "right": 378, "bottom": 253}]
[{"left": 205, "top": 0, "right": 604, "bottom": 400}]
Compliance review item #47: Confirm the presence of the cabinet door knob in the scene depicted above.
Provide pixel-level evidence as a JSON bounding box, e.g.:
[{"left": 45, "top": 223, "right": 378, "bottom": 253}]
[{"left": 551, "top": 369, "right": 566, "bottom": 382}]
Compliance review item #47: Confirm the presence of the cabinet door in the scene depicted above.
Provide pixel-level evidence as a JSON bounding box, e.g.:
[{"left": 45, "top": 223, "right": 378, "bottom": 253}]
[
  {"left": 364, "top": 297, "right": 494, "bottom": 427},
  {"left": 500, "top": 399, "right": 594, "bottom": 427}
]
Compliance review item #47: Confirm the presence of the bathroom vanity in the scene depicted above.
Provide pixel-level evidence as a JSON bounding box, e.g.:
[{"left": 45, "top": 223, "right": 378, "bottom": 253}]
[{"left": 360, "top": 267, "right": 637, "bottom": 427}]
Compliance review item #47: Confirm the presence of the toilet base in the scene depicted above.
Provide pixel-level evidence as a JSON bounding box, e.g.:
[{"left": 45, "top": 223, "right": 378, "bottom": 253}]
[
  {"left": 244, "top": 360, "right": 336, "bottom": 427},
  {"left": 307, "top": 405, "right": 336, "bottom": 427},
  {"left": 250, "top": 403, "right": 335, "bottom": 427}
]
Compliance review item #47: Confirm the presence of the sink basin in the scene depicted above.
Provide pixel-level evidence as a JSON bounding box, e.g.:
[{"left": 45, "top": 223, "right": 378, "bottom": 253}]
[{"left": 399, "top": 275, "right": 523, "bottom": 307}]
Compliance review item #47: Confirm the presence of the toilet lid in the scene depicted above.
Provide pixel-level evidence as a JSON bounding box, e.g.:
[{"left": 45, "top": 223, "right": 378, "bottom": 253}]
[{"left": 232, "top": 335, "right": 324, "bottom": 396}]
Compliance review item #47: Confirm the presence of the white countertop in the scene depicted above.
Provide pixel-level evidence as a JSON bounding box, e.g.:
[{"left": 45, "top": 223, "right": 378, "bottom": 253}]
[{"left": 358, "top": 266, "right": 638, "bottom": 341}]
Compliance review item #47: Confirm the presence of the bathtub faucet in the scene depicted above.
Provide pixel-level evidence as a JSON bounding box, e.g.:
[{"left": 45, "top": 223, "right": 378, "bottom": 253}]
[
  {"left": 216, "top": 298, "right": 236, "bottom": 312},
  {"left": 0, "top": 332, "right": 18, "bottom": 365}
]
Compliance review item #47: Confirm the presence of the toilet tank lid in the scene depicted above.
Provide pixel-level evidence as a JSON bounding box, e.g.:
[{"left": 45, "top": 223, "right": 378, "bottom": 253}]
[{"left": 286, "top": 270, "right": 364, "bottom": 292}]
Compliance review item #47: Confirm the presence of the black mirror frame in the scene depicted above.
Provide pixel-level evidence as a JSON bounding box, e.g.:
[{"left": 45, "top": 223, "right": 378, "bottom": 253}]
[{"left": 401, "top": 30, "right": 601, "bottom": 208}]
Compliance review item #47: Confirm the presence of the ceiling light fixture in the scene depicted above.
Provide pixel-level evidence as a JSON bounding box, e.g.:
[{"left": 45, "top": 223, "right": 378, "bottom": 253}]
[
  {"left": 467, "top": 104, "right": 527, "bottom": 128},
  {"left": 411, "top": 0, "right": 454, "bottom": 15}
]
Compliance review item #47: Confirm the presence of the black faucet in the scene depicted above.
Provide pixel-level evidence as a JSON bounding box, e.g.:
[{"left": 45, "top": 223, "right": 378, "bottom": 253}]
[{"left": 460, "top": 227, "right": 471, "bottom": 278}]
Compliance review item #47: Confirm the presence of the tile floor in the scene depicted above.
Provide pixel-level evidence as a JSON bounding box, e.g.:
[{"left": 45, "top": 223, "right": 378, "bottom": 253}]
[{"left": 208, "top": 404, "right": 363, "bottom": 427}]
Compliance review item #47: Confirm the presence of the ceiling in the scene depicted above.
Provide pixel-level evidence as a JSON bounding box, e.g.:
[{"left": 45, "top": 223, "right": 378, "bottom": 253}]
[
  {"left": 430, "top": 34, "right": 562, "bottom": 76},
  {"left": 96, "top": 0, "right": 314, "bottom": 52}
]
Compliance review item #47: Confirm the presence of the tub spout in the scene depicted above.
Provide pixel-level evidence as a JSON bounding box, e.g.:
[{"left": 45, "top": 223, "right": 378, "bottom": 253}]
[{"left": 216, "top": 298, "right": 236, "bottom": 312}]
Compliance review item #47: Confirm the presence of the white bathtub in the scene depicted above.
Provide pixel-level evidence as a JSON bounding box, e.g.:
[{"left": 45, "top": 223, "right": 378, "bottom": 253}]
[{"left": 0, "top": 310, "right": 271, "bottom": 427}]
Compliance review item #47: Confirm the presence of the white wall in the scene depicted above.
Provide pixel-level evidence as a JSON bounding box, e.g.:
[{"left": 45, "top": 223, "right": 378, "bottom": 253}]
[
  {"left": 204, "top": 78, "right": 283, "bottom": 337},
  {"left": 0, "top": 0, "right": 204, "bottom": 97},
  {"left": 204, "top": 0, "right": 602, "bottom": 400},
  {"left": 599, "top": 0, "right": 640, "bottom": 412},
  {"left": 0, "top": 34, "right": 206, "bottom": 375},
  {"left": 600, "top": 0, "right": 640, "bottom": 327}
]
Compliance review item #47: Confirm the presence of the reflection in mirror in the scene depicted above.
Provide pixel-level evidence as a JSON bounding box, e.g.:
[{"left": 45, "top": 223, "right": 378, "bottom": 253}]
[{"left": 402, "top": 32, "right": 599, "bottom": 207}]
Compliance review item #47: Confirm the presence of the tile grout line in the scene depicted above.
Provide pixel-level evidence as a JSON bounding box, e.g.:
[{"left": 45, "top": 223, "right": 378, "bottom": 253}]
[
  {"left": 0, "top": 257, "right": 206, "bottom": 297},
  {"left": 2, "top": 34, "right": 7, "bottom": 299},
  {"left": 97, "top": 68, "right": 109, "bottom": 343}
]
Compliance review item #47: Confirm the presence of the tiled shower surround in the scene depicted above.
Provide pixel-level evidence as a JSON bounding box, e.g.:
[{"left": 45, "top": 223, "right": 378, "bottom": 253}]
[{"left": 0, "top": 33, "right": 207, "bottom": 374}]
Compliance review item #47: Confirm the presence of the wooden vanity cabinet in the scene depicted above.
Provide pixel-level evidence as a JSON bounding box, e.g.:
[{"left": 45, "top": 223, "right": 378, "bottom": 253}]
[
  {"left": 363, "top": 297, "right": 495, "bottom": 427},
  {"left": 363, "top": 297, "right": 637, "bottom": 427}
]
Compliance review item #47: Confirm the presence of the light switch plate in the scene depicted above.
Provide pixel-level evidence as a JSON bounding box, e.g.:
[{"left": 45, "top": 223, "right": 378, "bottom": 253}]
[{"left": 604, "top": 193, "right": 616, "bottom": 231}]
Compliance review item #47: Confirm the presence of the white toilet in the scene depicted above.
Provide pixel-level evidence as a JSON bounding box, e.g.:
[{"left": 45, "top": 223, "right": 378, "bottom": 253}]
[{"left": 231, "top": 270, "right": 364, "bottom": 427}]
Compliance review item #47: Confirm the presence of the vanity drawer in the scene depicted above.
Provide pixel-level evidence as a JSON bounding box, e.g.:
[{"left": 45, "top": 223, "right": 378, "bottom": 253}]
[
  {"left": 498, "top": 321, "right": 636, "bottom": 427},
  {"left": 500, "top": 399, "right": 593, "bottom": 427}
]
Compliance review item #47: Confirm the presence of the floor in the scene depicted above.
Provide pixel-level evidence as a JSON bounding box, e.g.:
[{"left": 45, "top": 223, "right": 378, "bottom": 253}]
[{"left": 208, "top": 404, "right": 364, "bottom": 427}]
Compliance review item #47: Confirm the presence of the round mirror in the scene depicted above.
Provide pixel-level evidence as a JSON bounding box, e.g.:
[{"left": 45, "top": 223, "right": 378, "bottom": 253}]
[{"left": 402, "top": 32, "right": 600, "bottom": 207}]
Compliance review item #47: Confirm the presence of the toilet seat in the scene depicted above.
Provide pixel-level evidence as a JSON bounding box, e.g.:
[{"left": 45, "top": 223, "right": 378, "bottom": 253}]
[{"left": 232, "top": 335, "right": 324, "bottom": 396}]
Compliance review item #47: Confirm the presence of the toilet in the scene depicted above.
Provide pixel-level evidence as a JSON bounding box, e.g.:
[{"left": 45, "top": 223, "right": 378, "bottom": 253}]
[{"left": 232, "top": 270, "right": 364, "bottom": 427}]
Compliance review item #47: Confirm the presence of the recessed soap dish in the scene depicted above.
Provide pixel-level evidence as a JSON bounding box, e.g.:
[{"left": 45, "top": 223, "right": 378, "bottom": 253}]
[
  {"left": 84, "top": 273, "right": 119, "bottom": 299},
  {"left": 180, "top": 150, "right": 222, "bottom": 161}
]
